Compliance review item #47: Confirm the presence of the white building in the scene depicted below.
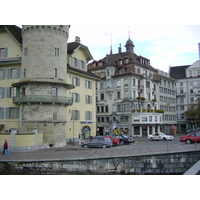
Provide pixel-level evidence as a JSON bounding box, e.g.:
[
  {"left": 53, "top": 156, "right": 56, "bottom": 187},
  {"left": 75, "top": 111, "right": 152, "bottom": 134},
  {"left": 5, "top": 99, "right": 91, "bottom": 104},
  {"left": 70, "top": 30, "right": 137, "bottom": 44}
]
[{"left": 169, "top": 59, "right": 200, "bottom": 132}]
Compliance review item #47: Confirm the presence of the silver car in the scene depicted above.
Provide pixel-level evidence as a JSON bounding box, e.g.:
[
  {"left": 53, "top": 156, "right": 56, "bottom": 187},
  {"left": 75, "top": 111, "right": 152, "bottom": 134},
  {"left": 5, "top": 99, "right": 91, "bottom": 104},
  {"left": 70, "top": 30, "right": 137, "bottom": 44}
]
[{"left": 82, "top": 136, "right": 113, "bottom": 148}]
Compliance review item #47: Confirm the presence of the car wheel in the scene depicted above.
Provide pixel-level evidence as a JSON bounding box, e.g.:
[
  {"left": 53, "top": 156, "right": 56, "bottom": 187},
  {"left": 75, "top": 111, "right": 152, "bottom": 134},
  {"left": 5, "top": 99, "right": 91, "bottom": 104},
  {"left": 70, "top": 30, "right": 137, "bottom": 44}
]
[
  {"left": 150, "top": 137, "right": 154, "bottom": 141},
  {"left": 163, "top": 137, "right": 166, "bottom": 141},
  {"left": 120, "top": 141, "right": 124, "bottom": 145},
  {"left": 102, "top": 144, "right": 106, "bottom": 149},
  {"left": 185, "top": 139, "right": 191, "bottom": 144},
  {"left": 83, "top": 144, "right": 88, "bottom": 148}
]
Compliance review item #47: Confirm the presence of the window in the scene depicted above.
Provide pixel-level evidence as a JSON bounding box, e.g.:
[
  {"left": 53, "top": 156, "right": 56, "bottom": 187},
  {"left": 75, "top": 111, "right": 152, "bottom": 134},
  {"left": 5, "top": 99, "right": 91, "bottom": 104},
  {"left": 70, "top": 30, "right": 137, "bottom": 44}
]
[
  {"left": 81, "top": 61, "right": 85, "bottom": 69},
  {"left": 54, "top": 68, "right": 57, "bottom": 78},
  {"left": 73, "top": 93, "right": 80, "bottom": 103},
  {"left": 11, "top": 69, "right": 18, "bottom": 78},
  {"left": 100, "top": 82, "right": 104, "bottom": 90},
  {"left": 6, "top": 107, "right": 19, "bottom": 119},
  {"left": 73, "top": 58, "right": 77, "bottom": 67},
  {"left": 55, "top": 48, "right": 59, "bottom": 57},
  {"left": 85, "top": 111, "right": 92, "bottom": 120},
  {"left": 142, "top": 117, "right": 147, "bottom": 122},
  {"left": 0, "top": 48, "right": 8, "bottom": 58},
  {"left": 52, "top": 87, "right": 57, "bottom": 97},
  {"left": 6, "top": 87, "right": 17, "bottom": 98},
  {"left": 72, "top": 77, "right": 80, "bottom": 86},
  {"left": 117, "top": 80, "right": 120, "bottom": 87},
  {"left": 117, "top": 91, "right": 121, "bottom": 99},
  {"left": 24, "top": 69, "right": 26, "bottom": 77},
  {"left": 146, "top": 81, "right": 150, "bottom": 88},
  {"left": 132, "top": 79, "right": 135, "bottom": 86},
  {"left": 85, "top": 95, "right": 92, "bottom": 104},
  {"left": 149, "top": 116, "right": 152, "bottom": 122},
  {"left": 85, "top": 80, "right": 92, "bottom": 89},
  {"left": 72, "top": 110, "right": 80, "bottom": 120},
  {"left": 24, "top": 48, "right": 28, "bottom": 56},
  {"left": 100, "top": 93, "right": 104, "bottom": 100}
]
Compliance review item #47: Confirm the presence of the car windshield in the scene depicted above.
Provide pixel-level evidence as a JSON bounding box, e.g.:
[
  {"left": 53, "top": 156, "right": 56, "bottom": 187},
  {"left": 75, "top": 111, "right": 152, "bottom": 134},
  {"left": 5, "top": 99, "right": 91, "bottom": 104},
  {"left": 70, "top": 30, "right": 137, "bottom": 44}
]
[{"left": 122, "top": 135, "right": 128, "bottom": 138}]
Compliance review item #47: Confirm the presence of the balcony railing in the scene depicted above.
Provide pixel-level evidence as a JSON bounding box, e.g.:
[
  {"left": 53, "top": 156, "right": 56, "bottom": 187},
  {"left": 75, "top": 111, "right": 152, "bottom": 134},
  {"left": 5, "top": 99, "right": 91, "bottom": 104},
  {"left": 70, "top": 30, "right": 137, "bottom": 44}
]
[{"left": 13, "top": 95, "right": 73, "bottom": 105}]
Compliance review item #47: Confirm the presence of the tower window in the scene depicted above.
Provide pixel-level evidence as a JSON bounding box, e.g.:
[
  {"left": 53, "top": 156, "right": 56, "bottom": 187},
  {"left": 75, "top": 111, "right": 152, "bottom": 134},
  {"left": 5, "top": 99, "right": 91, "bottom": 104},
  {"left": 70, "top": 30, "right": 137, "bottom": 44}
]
[
  {"left": 52, "top": 87, "right": 57, "bottom": 97},
  {"left": 24, "top": 48, "right": 28, "bottom": 56},
  {"left": 54, "top": 68, "right": 57, "bottom": 78},
  {"left": 55, "top": 48, "right": 59, "bottom": 57}
]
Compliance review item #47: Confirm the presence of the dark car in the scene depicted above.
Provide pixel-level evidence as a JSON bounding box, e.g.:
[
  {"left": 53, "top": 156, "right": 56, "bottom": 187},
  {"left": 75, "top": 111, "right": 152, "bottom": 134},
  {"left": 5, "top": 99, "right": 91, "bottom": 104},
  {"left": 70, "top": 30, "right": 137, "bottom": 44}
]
[
  {"left": 180, "top": 131, "right": 200, "bottom": 144},
  {"left": 82, "top": 136, "right": 112, "bottom": 148},
  {"left": 112, "top": 134, "right": 135, "bottom": 144}
]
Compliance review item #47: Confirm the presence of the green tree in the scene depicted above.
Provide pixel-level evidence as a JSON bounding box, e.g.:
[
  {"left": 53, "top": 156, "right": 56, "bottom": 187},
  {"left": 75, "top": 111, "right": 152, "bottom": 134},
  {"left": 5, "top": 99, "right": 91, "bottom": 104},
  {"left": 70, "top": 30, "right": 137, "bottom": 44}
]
[{"left": 185, "top": 98, "right": 200, "bottom": 121}]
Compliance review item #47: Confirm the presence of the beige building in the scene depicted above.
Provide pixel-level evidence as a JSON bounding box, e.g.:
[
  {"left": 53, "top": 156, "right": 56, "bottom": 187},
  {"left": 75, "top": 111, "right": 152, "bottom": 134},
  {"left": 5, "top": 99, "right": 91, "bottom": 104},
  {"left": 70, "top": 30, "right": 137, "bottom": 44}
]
[
  {"left": 66, "top": 38, "right": 100, "bottom": 140},
  {"left": 0, "top": 26, "right": 98, "bottom": 151}
]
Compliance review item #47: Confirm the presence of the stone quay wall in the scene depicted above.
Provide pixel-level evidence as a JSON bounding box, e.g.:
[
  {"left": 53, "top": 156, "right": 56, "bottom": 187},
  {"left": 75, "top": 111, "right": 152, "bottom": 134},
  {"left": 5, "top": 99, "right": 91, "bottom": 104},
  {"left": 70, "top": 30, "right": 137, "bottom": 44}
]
[{"left": 0, "top": 151, "right": 199, "bottom": 175}]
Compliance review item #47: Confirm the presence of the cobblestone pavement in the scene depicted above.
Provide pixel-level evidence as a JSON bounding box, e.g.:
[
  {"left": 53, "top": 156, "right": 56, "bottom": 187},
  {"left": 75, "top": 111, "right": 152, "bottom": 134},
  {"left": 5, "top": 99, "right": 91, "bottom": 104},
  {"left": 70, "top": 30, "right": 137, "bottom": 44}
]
[{"left": 1, "top": 134, "right": 200, "bottom": 162}]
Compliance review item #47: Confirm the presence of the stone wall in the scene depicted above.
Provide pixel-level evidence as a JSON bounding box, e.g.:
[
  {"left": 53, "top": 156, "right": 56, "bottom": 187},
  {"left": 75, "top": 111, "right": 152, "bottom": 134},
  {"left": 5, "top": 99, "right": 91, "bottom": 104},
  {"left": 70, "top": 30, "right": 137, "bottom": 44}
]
[{"left": 0, "top": 151, "right": 199, "bottom": 175}]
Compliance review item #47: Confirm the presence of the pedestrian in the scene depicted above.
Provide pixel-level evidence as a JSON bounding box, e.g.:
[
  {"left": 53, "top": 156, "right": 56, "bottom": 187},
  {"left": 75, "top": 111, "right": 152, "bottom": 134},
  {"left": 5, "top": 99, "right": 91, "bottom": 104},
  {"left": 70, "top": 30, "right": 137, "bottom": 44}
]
[{"left": 2, "top": 139, "right": 8, "bottom": 155}]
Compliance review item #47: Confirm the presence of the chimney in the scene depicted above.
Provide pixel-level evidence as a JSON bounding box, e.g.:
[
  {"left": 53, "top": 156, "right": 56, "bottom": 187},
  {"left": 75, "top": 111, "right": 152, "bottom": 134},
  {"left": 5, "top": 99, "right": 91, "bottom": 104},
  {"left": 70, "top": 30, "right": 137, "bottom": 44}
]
[
  {"left": 75, "top": 36, "right": 81, "bottom": 43},
  {"left": 118, "top": 43, "right": 122, "bottom": 53}
]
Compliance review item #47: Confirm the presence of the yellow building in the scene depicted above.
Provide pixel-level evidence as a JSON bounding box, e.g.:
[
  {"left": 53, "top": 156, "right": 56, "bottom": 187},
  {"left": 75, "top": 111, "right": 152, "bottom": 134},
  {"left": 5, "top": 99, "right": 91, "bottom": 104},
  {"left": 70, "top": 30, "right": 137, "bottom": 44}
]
[
  {"left": 0, "top": 26, "right": 99, "bottom": 150},
  {"left": 66, "top": 37, "right": 100, "bottom": 140},
  {"left": 0, "top": 25, "right": 21, "bottom": 133}
]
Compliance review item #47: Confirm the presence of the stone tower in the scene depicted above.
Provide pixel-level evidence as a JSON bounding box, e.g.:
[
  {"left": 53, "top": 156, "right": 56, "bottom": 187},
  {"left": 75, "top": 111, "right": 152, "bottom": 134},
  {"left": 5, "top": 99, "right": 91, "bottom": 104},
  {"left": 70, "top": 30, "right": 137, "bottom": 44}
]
[{"left": 12, "top": 25, "right": 74, "bottom": 147}]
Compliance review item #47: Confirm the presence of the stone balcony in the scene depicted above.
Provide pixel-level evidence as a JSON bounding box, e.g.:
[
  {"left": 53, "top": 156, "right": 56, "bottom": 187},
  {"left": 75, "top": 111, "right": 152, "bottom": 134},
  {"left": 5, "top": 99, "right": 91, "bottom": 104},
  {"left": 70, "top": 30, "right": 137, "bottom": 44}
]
[{"left": 13, "top": 95, "right": 73, "bottom": 106}]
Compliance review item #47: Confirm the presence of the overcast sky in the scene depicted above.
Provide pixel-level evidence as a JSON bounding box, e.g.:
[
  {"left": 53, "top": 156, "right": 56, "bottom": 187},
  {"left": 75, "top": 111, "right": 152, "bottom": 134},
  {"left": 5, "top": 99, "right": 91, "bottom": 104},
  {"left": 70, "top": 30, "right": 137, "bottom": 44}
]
[{"left": 68, "top": 25, "right": 200, "bottom": 73}]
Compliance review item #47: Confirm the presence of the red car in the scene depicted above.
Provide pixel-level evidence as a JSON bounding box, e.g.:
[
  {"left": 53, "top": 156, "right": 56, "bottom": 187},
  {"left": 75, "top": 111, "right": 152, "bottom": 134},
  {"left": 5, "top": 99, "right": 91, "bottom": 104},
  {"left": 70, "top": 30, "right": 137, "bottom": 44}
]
[
  {"left": 103, "top": 136, "right": 120, "bottom": 145},
  {"left": 180, "top": 132, "right": 200, "bottom": 144}
]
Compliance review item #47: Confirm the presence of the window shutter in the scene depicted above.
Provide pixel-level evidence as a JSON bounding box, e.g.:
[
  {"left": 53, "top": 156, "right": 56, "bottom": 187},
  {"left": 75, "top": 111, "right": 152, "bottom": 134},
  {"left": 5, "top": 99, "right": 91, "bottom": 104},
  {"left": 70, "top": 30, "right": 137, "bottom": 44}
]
[
  {"left": 78, "top": 94, "right": 80, "bottom": 103},
  {"left": 71, "top": 57, "right": 74, "bottom": 66},
  {"left": 85, "top": 111, "right": 88, "bottom": 120},
  {"left": 14, "top": 107, "right": 19, "bottom": 119},
  {"left": 84, "top": 62, "right": 86, "bottom": 70},
  {"left": 2, "top": 88, "right": 5, "bottom": 98},
  {"left": 5, "top": 48, "right": 8, "bottom": 57},
  {"left": 6, "top": 87, "right": 10, "bottom": 98},
  {"left": 77, "top": 59, "right": 81, "bottom": 68},
  {"left": 2, "top": 69, "right": 6, "bottom": 79},
  {"left": 85, "top": 95, "right": 88, "bottom": 104},
  {"left": 72, "top": 77, "right": 74, "bottom": 85},
  {"left": 6, "top": 108, "right": 9, "bottom": 119},
  {"left": 72, "top": 110, "right": 75, "bottom": 120},
  {"left": 78, "top": 111, "right": 80, "bottom": 120},
  {"left": 17, "top": 68, "right": 20, "bottom": 78},
  {"left": 85, "top": 80, "right": 87, "bottom": 88},
  {"left": 7, "top": 69, "right": 11, "bottom": 79},
  {"left": 78, "top": 78, "right": 80, "bottom": 86},
  {"left": 0, "top": 108, "right": 4, "bottom": 119}
]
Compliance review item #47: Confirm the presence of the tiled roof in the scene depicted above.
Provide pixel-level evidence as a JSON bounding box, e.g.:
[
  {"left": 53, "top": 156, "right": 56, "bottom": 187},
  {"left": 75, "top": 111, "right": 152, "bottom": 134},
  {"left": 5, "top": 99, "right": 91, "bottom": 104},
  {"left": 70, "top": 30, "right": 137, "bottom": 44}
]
[
  {"left": 67, "top": 65, "right": 100, "bottom": 80},
  {"left": 169, "top": 65, "right": 190, "bottom": 79},
  {"left": 0, "top": 25, "right": 22, "bottom": 45}
]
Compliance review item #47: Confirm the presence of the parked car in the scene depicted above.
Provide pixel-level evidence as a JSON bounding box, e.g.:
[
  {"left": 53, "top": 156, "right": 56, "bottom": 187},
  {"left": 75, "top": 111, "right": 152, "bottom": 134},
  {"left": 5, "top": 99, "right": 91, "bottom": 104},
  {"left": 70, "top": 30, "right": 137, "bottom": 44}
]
[
  {"left": 103, "top": 136, "right": 120, "bottom": 145},
  {"left": 148, "top": 133, "right": 174, "bottom": 141},
  {"left": 112, "top": 134, "right": 135, "bottom": 144},
  {"left": 82, "top": 136, "right": 112, "bottom": 148},
  {"left": 180, "top": 131, "right": 200, "bottom": 144}
]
